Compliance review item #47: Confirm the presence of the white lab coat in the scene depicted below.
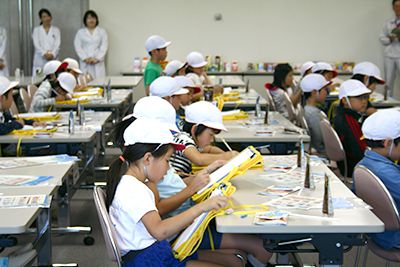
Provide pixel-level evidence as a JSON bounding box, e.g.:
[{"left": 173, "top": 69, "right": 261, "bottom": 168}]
[
  {"left": 32, "top": 25, "right": 61, "bottom": 75},
  {"left": 0, "top": 27, "right": 9, "bottom": 77},
  {"left": 74, "top": 27, "right": 108, "bottom": 79}
]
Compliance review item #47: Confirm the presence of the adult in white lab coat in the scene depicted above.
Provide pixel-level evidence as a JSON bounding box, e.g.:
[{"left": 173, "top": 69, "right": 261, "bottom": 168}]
[
  {"left": 74, "top": 10, "right": 108, "bottom": 79},
  {"left": 0, "top": 27, "right": 9, "bottom": 77},
  {"left": 32, "top": 9, "right": 61, "bottom": 76}
]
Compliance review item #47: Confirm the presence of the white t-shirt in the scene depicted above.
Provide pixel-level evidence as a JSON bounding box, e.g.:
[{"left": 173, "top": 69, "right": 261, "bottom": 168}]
[
  {"left": 109, "top": 175, "right": 157, "bottom": 255},
  {"left": 186, "top": 72, "right": 205, "bottom": 86}
]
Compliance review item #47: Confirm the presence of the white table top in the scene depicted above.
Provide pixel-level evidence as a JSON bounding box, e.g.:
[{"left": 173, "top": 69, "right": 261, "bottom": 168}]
[
  {"left": 221, "top": 89, "right": 268, "bottom": 109},
  {"left": 0, "top": 162, "right": 74, "bottom": 234},
  {"left": 217, "top": 112, "right": 310, "bottom": 143},
  {"left": 216, "top": 156, "right": 384, "bottom": 234},
  {"left": 54, "top": 111, "right": 111, "bottom": 133},
  {"left": 54, "top": 89, "right": 132, "bottom": 109},
  {"left": 209, "top": 75, "right": 246, "bottom": 87},
  {"left": 88, "top": 76, "right": 142, "bottom": 88}
]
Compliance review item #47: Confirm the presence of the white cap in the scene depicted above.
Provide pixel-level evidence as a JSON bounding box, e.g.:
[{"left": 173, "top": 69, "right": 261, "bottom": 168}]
[
  {"left": 353, "top": 62, "right": 384, "bottom": 84},
  {"left": 43, "top": 60, "right": 68, "bottom": 76},
  {"left": 362, "top": 109, "right": 400, "bottom": 140},
  {"left": 185, "top": 101, "right": 227, "bottom": 131},
  {"left": 311, "top": 62, "right": 338, "bottom": 77},
  {"left": 300, "top": 74, "right": 332, "bottom": 93},
  {"left": 339, "top": 79, "right": 371, "bottom": 100},
  {"left": 0, "top": 77, "right": 19, "bottom": 96},
  {"left": 145, "top": 35, "right": 171, "bottom": 53},
  {"left": 174, "top": 76, "right": 195, "bottom": 88},
  {"left": 63, "top": 58, "right": 83, "bottom": 74},
  {"left": 164, "top": 60, "right": 185, "bottom": 76},
  {"left": 300, "top": 61, "right": 316, "bottom": 76},
  {"left": 133, "top": 96, "right": 179, "bottom": 132},
  {"left": 123, "top": 117, "right": 184, "bottom": 150},
  {"left": 186, "top": 52, "right": 207, "bottom": 68},
  {"left": 57, "top": 72, "right": 77, "bottom": 94},
  {"left": 150, "top": 76, "right": 189, "bottom": 97}
]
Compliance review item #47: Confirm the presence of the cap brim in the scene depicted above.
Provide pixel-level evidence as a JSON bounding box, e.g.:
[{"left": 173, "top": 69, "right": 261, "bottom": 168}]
[
  {"left": 173, "top": 88, "right": 190, "bottom": 95},
  {"left": 158, "top": 41, "right": 172, "bottom": 49},
  {"left": 347, "top": 88, "right": 372, "bottom": 97},
  {"left": 162, "top": 122, "right": 180, "bottom": 133},
  {"left": 203, "top": 122, "right": 227, "bottom": 132},
  {"left": 190, "top": 61, "right": 208, "bottom": 68},
  {"left": 3, "top": 81, "right": 19, "bottom": 95},
  {"left": 321, "top": 80, "right": 332, "bottom": 89},
  {"left": 73, "top": 68, "right": 83, "bottom": 74},
  {"left": 57, "top": 62, "right": 69, "bottom": 73}
]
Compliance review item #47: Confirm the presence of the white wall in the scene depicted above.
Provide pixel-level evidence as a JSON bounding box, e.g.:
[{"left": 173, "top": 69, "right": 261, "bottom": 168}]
[{"left": 90, "top": 0, "right": 393, "bottom": 75}]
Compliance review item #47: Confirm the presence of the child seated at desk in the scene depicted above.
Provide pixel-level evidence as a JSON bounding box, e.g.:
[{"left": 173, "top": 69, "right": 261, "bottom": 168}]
[
  {"left": 351, "top": 62, "right": 385, "bottom": 116},
  {"left": 174, "top": 76, "right": 201, "bottom": 117},
  {"left": 63, "top": 57, "right": 86, "bottom": 92},
  {"left": 185, "top": 52, "right": 223, "bottom": 100},
  {"left": 300, "top": 74, "right": 331, "bottom": 155},
  {"left": 0, "top": 77, "right": 42, "bottom": 135},
  {"left": 333, "top": 79, "right": 371, "bottom": 177},
  {"left": 171, "top": 101, "right": 239, "bottom": 175},
  {"left": 164, "top": 60, "right": 186, "bottom": 77},
  {"left": 357, "top": 109, "right": 400, "bottom": 250},
  {"left": 30, "top": 72, "right": 75, "bottom": 112},
  {"left": 109, "top": 117, "right": 271, "bottom": 266},
  {"left": 265, "top": 63, "right": 301, "bottom": 115}
]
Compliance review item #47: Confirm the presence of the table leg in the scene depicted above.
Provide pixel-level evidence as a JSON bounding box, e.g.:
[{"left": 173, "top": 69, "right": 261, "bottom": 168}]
[{"left": 36, "top": 208, "right": 51, "bottom": 266}]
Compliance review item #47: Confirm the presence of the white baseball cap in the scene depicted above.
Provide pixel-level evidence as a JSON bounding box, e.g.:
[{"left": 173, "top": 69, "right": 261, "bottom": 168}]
[
  {"left": 58, "top": 72, "right": 77, "bottom": 94},
  {"left": 145, "top": 35, "right": 171, "bottom": 53},
  {"left": 132, "top": 96, "right": 179, "bottom": 132},
  {"left": 300, "top": 61, "right": 316, "bottom": 77},
  {"left": 186, "top": 52, "right": 207, "bottom": 68},
  {"left": 362, "top": 109, "right": 400, "bottom": 140},
  {"left": 164, "top": 60, "right": 185, "bottom": 76},
  {"left": 150, "top": 76, "right": 189, "bottom": 97},
  {"left": 353, "top": 62, "right": 384, "bottom": 85},
  {"left": 123, "top": 117, "right": 185, "bottom": 150},
  {"left": 185, "top": 101, "right": 227, "bottom": 131},
  {"left": 300, "top": 74, "right": 332, "bottom": 93},
  {"left": 338, "top": 79, "right": 371, "bottom": 100},
  {"left": 63, "top": 58, "right": 83, "bottom": 74},
  {"left": 174, "top": 76, "right": 201, "bottom": 94},
  {"left": 311, "top": 62, "right": 338, "bottom": 78},
  {"left": 0, "top": 77, "right": 19, "bottom": 96},
  {"left": 43, "top": 60, "right": 68, "bottom": 76}
]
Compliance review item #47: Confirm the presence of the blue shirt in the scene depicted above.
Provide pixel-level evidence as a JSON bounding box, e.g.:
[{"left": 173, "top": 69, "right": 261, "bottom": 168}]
[{"left": 357, "top": 150, "right": 400, "bottom": 249}]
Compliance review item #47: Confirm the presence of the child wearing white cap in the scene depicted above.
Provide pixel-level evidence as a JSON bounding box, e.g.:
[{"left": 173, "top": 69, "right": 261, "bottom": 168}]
[
  {"left": 63, "top": 58, "right": 86, "bottom": 91},
  {"left": 333, "top": 79, "right": 371, "bottom": 177},
  {"left": 300, "top": 74, "right": 332, "bottom": 154},
  {"left": 185, "top": 51, "right": 223, "bottom": 100},
  {"left": 106, "top": 117, "right": 233, "bottom": 266},
  {"left": 0, "top": 77, "right": 43, "bottom": 135},
  {"left": 300, "top": 61, "right": 316, "bottom": 77},
  {"left": 171, "top": 101, "right": 239, "bottom": 175},
  {"left": 163, "top": 60, "right": 186, "bottom": 77},
  {"left": 174, "top": 76, "right": 201, "bottom": 118},
  {"left": 144, "top": 35, "right": 171, "bottom": 95},
  {"left": 30, "top": 72, "right": 75, "bottom": 112},
  {"left": 351, "top": 62, "right": 385, "bottom": 116},
  {"left": 358, "top": 109, "right": 400, "bottom": 250},
  {"left": 311, "top": 62, "right": 338, "bottom": 82}
]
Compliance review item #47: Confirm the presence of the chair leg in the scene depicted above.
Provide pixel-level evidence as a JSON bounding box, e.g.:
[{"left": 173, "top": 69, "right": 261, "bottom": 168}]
[
  {"left": 354, "top": 246, "right": 362, "bottom": 267},
  {"left": 362, "top": 246, "right": 369, "bottom": 267},
  {"left": 385, "top": 260, "right": 390, "bottom": 267}
]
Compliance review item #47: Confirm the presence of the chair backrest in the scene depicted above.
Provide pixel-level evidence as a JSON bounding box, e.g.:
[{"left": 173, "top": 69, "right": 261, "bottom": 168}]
[
  {"left": 319, "top": 119, "right": 346, "bottom": 162},
  {"left": 10, "top": 101, "right": 19, "bottom": 115},
  {"left": 264, "top": 89, "right": 276, "bottom": 111},
  {"left": 93, "top": 186, "right": 122, "bottom": 266},
  {"left": 19, "top": 88, "right": 31, "bottom": 112},
  {"left": 85, "top": 73, "right": 94, "bottom": 83},
  {"left": 27, "top": 84, "right": 38, "bottom": 98},
  {"left": 78, "top": 75, "right": 87, "bottom": 87},
  {"left": 296, "top": 105, "right": 309, "bottom": 132},
  {"left": 282, "top": 92, "right": 297, "bottom": 122},
  {"left": 354, "top": 165, "right": 400, "bottom": 231}
]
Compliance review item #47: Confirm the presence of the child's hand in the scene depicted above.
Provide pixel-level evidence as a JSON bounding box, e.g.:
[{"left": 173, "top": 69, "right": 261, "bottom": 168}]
[
  {"left": 55, "top": 95, "right": 66, "bottom": 102},
  {"left": 225, "top": 151, "right": 239, "bottom": 159},
  {"left": 188, "top": 172, "right": 210, "bottom": 194},
  {"left": 205, "top": 160, "right": 226, "bottom": 174},
  {"left": 201, "top": 196, "right": 228, "bottom": 212},
  {"left": 213, "top": 85, "right": 223, "bottom": 95},
  {"left": 33, "top": 121, "right": 46, "bottom": 127},
  {"left": 16, "top": 119, "right": 25, "bottom": 126},
  {"left": 65, "top": 94, "right": 72, "bottom": 100}
]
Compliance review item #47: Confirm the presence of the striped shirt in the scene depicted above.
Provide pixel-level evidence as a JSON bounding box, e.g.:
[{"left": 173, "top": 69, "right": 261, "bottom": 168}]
[
  {"left": 29, "top": 80, "right": 56, "bottom": 113},
  {"left": 170, "top": 132, "right": 196, "bottom": 175}
]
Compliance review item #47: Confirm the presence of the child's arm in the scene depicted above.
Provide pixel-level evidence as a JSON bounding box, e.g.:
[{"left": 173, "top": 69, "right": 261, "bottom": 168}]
[
  {"left": 0, "top": 114, "right": 24, "bottom": 135},
  {"left": 184, "top": 146, "right": 238, "bottom": 166},
  {"left": 141, "top": 195, "right": 227, "bottom": 241},
  {"left": 202, "top": 145, "right": 225, "bottom": 154},
  {"left": 147, "top": 172, "right": 210, "bottom": 216}
]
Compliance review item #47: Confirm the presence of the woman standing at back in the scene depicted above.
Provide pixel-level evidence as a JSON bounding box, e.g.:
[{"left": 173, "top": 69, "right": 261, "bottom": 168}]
[
  {"left": 32, "top": 9, "right": 61, "bottom": 75},
  {"left": 74, "top": 10, "right": 108, "bottom": 79}
]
